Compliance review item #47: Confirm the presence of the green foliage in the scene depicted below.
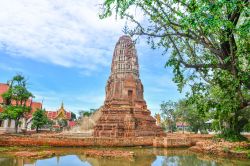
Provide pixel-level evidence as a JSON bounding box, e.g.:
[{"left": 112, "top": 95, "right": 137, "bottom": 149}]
[
  {"left": 211, "top": 119, "right": 221, "bottom": 131},
  {"left": 160, "top": 99, "right": 208, "bottom": 133},
  {"left": 44, "top": 119, "right": 55, "bottom": 130},
  {"left": 0, "top": 74, "right": 33, "bottom": 133},
  {"left": 57, "top": 119, "right": 68, "bottom": 129},
  {"left": 1, "top": 105, "right": 31, "bottom": 120},
  {"left": 217, "top": 129, "right": 247, "bottom": 142},
  {"left": 32, "top": 108, "right": 49, "bottom": 133},
  {"left": 223, "top": 146, "right": 229, "bottom": 153},
  {"left": 160, "top": 100, "right": 177, "bottom": 132},
  {"left": 160, "top": 100, "right": 176, "bottom": 120},
  {"left": 243, "top": 122, "right": 250, "bottom": 132},
  {"left": 70, "top": 112, "right": 76, "bottom": 120},
  {"left": 100, "top": 0, "right": 250, "bottom": 141},
  {"left": 78, "top": 109, "right": 97, "bottom": 118},
  {"left": 176, "top": 99, "right": 207, "bottom": 133}
]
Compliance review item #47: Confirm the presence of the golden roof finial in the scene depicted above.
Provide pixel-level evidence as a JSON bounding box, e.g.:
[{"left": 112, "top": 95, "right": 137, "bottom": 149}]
[{"left": 61, "top": 101, "right": 64, "bottom": 109}]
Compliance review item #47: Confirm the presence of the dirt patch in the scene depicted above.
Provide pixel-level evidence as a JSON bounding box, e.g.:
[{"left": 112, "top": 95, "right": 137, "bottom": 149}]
[
  {"left": 190, "top": 139, "right": 250, "bottom": 159},
  {"left": 13, "top": 151, "right": 55, "bottom": 159},
  {"left": 4, "top": 147, "right": 134, "bottom": 160}
]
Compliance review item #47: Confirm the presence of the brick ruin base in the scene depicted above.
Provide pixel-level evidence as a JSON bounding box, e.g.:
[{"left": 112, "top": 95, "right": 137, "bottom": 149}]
[
  {"left": 94, "top": 105, "right": 164, "bottom": 137},
  {"left": 0, "top": 134, "right": 212, "bottom": 147}
]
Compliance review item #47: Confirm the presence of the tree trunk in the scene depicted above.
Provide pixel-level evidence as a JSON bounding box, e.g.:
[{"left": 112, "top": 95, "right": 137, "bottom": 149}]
[
  {"left": 25, "top": 118, "right": 32, "bottom": 131},
  {"left": 36, "top": 126, "right": 39, "bottom": 133},
  {"left": 232, "top": 111, "right": 241, "bottom": 136},
  {"left": 15, "top": 119, "right": 19, "bottom": 133},
  {"left": 182, "top": 122, "right": 184, "bottom": 134},
  {"left": 169, "top": 121, "right": 172, "bottom": 133}
]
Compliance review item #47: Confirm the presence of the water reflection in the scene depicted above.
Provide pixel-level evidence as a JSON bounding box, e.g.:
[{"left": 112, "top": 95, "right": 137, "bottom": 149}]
[
  {"left": 0, "top": 157, "right": 36, "bottom": 166},
  {"left": 0, "top": 148, "right": 249, "bottom": 166},
  {"left": 154, "top": 156, "right": 217, "bottom": 166}
]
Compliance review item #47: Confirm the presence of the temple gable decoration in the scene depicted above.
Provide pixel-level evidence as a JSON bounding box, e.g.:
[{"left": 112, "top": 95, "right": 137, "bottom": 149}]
[
  {"left": 46, "top": 102, "right": 71, "bottom": 121},
  {"left": 56, "top": 102, "right": 67, "bottom": 120}
]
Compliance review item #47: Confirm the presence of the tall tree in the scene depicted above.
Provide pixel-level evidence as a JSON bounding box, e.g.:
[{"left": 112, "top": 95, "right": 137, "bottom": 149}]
[
  {"left": 175, "top": 99, "right": 188, "bottom": 133},
  {"left": 100, "top": 0, "right": 249, "bottom": 140},
  {"left": 182, "top": 103, "right": 207, "bottom": 133},
  {"left": 32, "top": 108, "right": 48, "bottom": 133},
  {"left": 1, "top": 74, "right": 33, "bottom": 133},
  {"left": 160, "top": 100, "right": 176, "bottom": 132}
]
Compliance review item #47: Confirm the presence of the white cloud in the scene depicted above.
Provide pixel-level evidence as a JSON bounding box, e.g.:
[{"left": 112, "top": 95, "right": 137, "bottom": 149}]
[{"left": 0, "top": 0, "right": 134, "bottom": 72}]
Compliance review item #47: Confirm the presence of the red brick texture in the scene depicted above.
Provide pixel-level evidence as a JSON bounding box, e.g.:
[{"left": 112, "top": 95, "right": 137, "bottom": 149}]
[{"left": 94, "top": 35, "right": 164, "bottom": 138}]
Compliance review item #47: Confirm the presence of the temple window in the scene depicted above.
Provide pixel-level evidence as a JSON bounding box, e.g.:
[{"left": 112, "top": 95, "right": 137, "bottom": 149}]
[
  {"left": 121, "top": 49, "right": 124, "bottom": 55},
  {"left": 130, "top": 108, "right": 133, "bottom": 114},
  {"left": 128, "top": 90, "right": 133, "bottom": 101},
  {"left": 119, "top": 49, "right": 124, "bottom": 55}
]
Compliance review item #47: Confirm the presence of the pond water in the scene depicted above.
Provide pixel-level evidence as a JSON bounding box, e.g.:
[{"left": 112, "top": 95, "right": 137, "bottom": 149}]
[{"left": 0, "top": 147, "right": 249, "bottom": 166}]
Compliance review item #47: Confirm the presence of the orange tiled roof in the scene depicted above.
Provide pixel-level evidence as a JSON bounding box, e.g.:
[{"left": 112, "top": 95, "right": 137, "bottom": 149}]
[
  {"left": 46, "top": 111, "right": 58, "bottom": 119},
  {"left": 0, "top": 83, "right": 9, "bottom": 103},
  {"left": 25, "top": 101, "right": 43, "bottom": 118},
  {"left": 0, "top": 83, "right": 42, "bottom": 117},
  {"left": 30, "top": 102, "right": 42, "bottom": 113},
  {"left": 46, "top": 110, "right": 71, "bottom": 120}
]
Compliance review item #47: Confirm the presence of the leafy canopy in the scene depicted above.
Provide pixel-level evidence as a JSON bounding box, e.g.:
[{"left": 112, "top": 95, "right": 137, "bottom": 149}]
[
  {"left": 32, "top": 108, "right": 49, "bottom": 132},
  {"left": 0, "top": 74, "right": 34, "bottom": 133},
  {"left": 100, "top": 0, "right": 250, "bottom": 139},
  {"left": 1, "top": 74, "right": 33, "bottom": 120}
]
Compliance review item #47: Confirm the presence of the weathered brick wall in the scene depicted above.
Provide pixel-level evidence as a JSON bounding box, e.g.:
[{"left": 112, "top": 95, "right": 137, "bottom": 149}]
[
  {"left": 0, "top": 134, "right": 213, "bottom": 147},
  {"left": 153, "top": 137, "right": 192, "bottom": 147},
  {"left": 0, "top": 135, "right": 154, "bottom": 147}
]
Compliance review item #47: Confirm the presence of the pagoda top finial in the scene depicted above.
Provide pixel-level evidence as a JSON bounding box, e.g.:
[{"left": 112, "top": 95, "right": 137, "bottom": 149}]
[
  {"left": 61, "top": 101, "right": 64, "bottom": 109},
  {"left": 122, "top": 21, "right": 129, "bottom": 35}
]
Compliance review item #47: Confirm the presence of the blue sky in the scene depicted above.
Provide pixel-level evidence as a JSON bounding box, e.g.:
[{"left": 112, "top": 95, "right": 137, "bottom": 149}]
[{"left": 0, "top": 0, "right": 185, "bottom": 115}]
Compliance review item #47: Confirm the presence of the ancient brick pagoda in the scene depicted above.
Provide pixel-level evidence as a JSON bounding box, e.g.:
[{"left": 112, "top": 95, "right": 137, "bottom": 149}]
[{"left": 94, "top": 35, "right": 164, "bottom": 137}]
